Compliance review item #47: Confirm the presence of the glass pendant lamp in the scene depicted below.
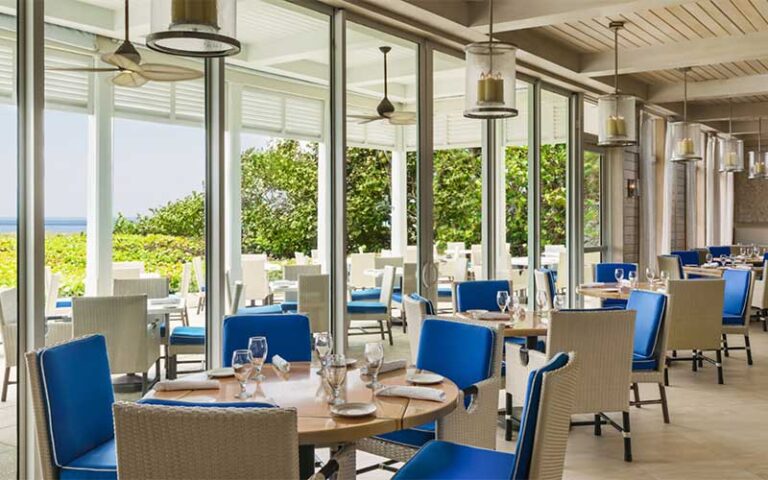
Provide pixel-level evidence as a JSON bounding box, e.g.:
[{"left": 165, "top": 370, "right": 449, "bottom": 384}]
[
  {"left": 719, "top": 100, "right": 744, "bottom": 173},
  {"left": 597, "top": 21, "right": 637, "bottom": 147},
  {"left": 748, "top": 118, "right": 768, "bottom": 179},
  {"left": 146, "top": 0, "right": 240, "bottom": 58},
  {"left": 464, "top": 0, "right": 517, "bottom": 119},
  {"left": 670, "top": 68, "right": 702, "bottom": 162}
]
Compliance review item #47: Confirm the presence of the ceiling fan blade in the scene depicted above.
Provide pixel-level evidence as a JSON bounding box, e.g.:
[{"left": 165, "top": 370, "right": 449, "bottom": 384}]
[
  {"left": 101, "top": 52, "right": 142, "bottom": 72},
  {"left": 112, "top": 71, "right": 148, "bottom": 88},
  {"left": 385, "top": 111, "right": 417, "bottom": 125},
  {"left": 359, "top": 117, "right": 384, "bottom": 125},
  {"left": 46, "top": 67, "right": 121, "bottom": 73},
  {"left": 140, "top": 63, "right": 204, "bottom": 82}
]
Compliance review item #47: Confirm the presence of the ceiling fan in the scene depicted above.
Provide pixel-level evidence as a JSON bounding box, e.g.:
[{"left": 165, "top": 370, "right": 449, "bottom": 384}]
[
  {"left": 349, "top": 46, "right": 417, "bottom": 126},
  {"left": 48, "top": 0, "right": 203, "bottom": 88}
]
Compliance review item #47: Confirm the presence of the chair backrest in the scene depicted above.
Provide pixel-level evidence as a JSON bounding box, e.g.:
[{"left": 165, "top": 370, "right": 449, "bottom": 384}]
[
  {"left": 401, "top": 262, "right": 417, "bottom": 296},
  {"left": 665, "top": 279, "right": 725, "bottom": 351},
  {"left": 455, "top": 279, "right": 510, "bottom": 312},
  {"left": 403, "top": 295, "right": 428, "bottom": 364},
  {"left": 626, "top": 290, "right": 667, "bottom": 359},
  {"left": 447, "top": 256, "right": 468, "bottom": 282},
  {"left": 349, "top": 253, "right": 376, "bottom": 289},
  {"left": 0, "top": 287, "right": 18, "bottom": 326},
  {"left": 113, "top": 402, "right": 298, "bottom": 480},
  {"left": 671, "top": 250, "right": 700, "bottom": 267},
  {"left": 754, "top": 260, "right": 768, "bottom": 310},
  {"left": 510, "top": 268, "right": 529, "bottom": 295},
  {"left": 470, "top": 244, "right": 483, "bottom": 266},
  {"left": 496, "top": 248, "right": 512, "bottom": 280},
  {"left": 593, "top": 262, "right": 637, "bottom": 283},
  {"left": 544, "top": 244, "right": 565, "bottom": 256},
  {"left": 693, "top": 248, "right": 709, "bottom": 265},
  {"left": 283, "top": 264, "right": 321, "bottom": 281},
  {"left": 298, "top": 274, "right": 329, "bottom": 334},
  {"left": 405, "top": 245, "right": 418, "bottom": 263},
  {"left": 114, "top": 277, "right": 169, "bottom": 299},
  {"left": 657, "top": 255, "right": 683, "bottom": 280},
  {"left": 378, "top": 265, "right": 396, "bottom": 308},
  {"left": 533, "top": 269, "right": 555, "bottom": 310},
  {"left": 416, "top": 318, "right": 496, "bottom": 390},
  {"left": 374, "top": 256, "right": 403, "bottom": 269},
  {"left": 179, "top": 262, "right": 192, "bottom": 297},
  {"left": 192, "top": 256, "right": 205, "bottom": 291},
  {"left": 446, "top": 242, "right": 465, "bottom": 255},
  {"left": 547, "top": 309, "right": 634, "bottom": 414},
  {"left": 112, "top": 266, "right": 142, "bottom": 280},
  {"left": 294, "top": 252, "right": 308, "bottom": 265},
  {"left": 310, "top": 249, "right": 320, "bottom": 264},
  {"left": 709, "top": 245, "right": 732, "bottom": 258},
  {"left": 114, "top": 260, "right": 145, "bottom": 273},
  {"left": 45, "top": 272, "right": 62, "bottom": 316},
  {"left": 230, "top": 282, "right": 244, "bottom": 315},
  {"left": 722, "top": 268, "right": 753, "bottom": 322},
  {"left": 582, "top": 251, "right": 602, "bottom": 284},
  {"left": 222, "top": 314, "right": 312, "bottom": 367},
  {"left": 0, "top": 288, "right": 17, "bottom": 368},
  {"left": 72, "top": 295, "right": 157, "bottom": 374},
  {"left": 242, "top": 258, "right": 269, "bottom": 301},
  {"left": 25, "top": 335, "right": 115, "bottom": 480},
  {"left": 242, "top": 253, "right": 268, "bottom": 262},
  {"left": 512, "top": 352, "right": 578, "bottom": 480}
]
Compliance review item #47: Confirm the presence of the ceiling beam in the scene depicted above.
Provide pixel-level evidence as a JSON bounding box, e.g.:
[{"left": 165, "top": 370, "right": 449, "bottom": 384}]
[
  {"left": 669, "top": 102, "right": 768, "bottom": 122},
  {"left": 649, "top": 75, "right": 768, "bottom": 103},
  {"left": 496, "top": 29, "right": 580, "bottom": 73},
  {"left": 581, "top": 30, "right": 768, "bottom": 77}
]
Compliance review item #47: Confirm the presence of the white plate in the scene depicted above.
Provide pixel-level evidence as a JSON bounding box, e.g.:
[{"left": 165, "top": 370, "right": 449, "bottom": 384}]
[
  {"left": 466, "top": 309, "right": 488, "bottom": 317},
  {"left": 207, "top": 367, "right": 234, "bottom": 378},
  {"left": 407, "top": 373, "right": 444, "bottom": 385},
  {"left": 330, "top": 402, "right": 377, "bottom": 418}
]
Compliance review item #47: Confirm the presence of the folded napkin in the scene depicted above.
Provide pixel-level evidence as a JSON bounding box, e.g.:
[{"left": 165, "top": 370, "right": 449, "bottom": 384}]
[
  {"left": 154, "top": 379, "right": 220, "bottom": 392},
  {"left": 478, "top": 312, "right": 508, "bottom": 321},
  {"left": 377, "top": 385, "right": 445, "bottom": 402},
  {"left": 702, "top": 262, "right": 719, "bottom": 267},
  {"left": 361, "top": 358, "right": 407, "bottom": 375},
  {"left": 272, "top": 354, "right": 291, "bottom": 373}
]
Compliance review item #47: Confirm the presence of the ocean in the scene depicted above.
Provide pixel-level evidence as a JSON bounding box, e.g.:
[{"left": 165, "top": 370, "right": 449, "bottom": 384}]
[{"left": 0, "top": 217, "right": 87, "bottom": 233}]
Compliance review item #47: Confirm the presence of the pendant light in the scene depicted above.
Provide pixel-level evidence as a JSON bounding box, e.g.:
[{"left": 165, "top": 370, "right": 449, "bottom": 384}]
[
  {"left": 719, "top": 100, "right": 744, "bottom": 173},
  {"left": 670, "top": 68, "right": 702, "bottom": 162},
  {"left": 749, "top": 118, "right": 768, "bottom": 179},
  {"left": 146, "top": 0, "right": 240, "bottom": 58},
  {"left": 464, "top": 0, "right": 517, "bottom": 119},
  {"left": 597, "top": 21, "right": 637, "bottom": 147}
]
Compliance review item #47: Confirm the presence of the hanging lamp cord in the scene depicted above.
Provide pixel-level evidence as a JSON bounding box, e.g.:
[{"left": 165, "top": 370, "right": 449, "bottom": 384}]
[
  {"left": 488, "top": 0, "right": 494, "bottom": 75},
  {"left": 613, "top": 25, "right": 619, "bottom": 94},
  {"left": 683, "top": 69, "right": 688, "bottom": 122}
]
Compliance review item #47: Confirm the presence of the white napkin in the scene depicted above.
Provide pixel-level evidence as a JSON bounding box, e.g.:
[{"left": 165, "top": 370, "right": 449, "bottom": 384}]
[
  {"left": 702, "top": 262, "right": 719, "bottom": 267},
  {"left": 580, "top": 282, "right": 607, "bottom": 288},
  {"left": 376, "top": 385, "right": 446, "bottom": 402},
  {"left": 361, "top": 358, "right": 407, "bottom": 375},
  {"left": 154, "top": 379, "right": 220, "bottom": 391},
  {"left": 272, "top": 354, "right": 291, "bottom": 373}
]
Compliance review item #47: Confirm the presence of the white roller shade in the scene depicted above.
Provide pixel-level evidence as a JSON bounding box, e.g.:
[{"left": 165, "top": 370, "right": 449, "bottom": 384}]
[
  {"left": 241, "top": 86, "right": 324, "bottom": 141},
  {"left": 45, "top": 49, "right": 91, "bottom": 112}
]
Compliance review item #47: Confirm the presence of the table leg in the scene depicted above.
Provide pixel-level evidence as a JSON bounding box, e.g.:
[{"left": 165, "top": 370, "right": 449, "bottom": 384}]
[
  {"left": 525, "top": 335, "right": 539, "bottom": 350},
  {"left": 299, "top": 445, "right": 315, "bottom": 479}
]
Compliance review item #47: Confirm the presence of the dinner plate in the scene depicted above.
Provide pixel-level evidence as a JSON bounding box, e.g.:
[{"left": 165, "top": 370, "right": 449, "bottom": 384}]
[
  {"left": 330, "top": 402, "right": 377, "bottom": 418},
  {"left": 466, "top": 309, "right": 488, "bottom": 318},
  {"left": 207, "top": 367, "right": 234, "bottom": 378},
  {"left": 407, "top": 373, "right": 444, "bottom": 385}
]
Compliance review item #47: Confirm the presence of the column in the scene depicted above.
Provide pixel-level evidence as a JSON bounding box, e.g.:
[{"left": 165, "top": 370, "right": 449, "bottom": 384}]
[
  {"left": 86, "top": 72, "right": 113, "bottom": 296},
  {"left": 494, "top": 119, "right": 507, "bottom": 278},
  {"left": 225, "top": 83, "right": 242, "bottom": 285},
  {"left": 390, "top": 133, "right": 408, "bottom": 257}
]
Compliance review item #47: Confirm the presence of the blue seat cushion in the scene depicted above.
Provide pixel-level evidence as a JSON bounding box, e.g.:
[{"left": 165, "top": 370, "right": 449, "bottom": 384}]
[
  {"left": 138, "top": 398, "right": 275, "bottom": 408},
  {"left": 375, "top": 421, "right": 435, "bottom": 448},
  {"left": 222, "top": 314, "right": 312, "bottom": 366},
  {"left": 409, "top": 294, "right": 435, "bottom": 315},
  {"left": 594, "top": 263, "right": 637, "bottom": 283},
  {"left": 671, "top": 250, "right": 700, "bottom": 267},
  {"left": 723, "top": 269, "right": 751, "bottom": 317},
  {"left": 437, "top": 285, "right": 453, "bottom": 298},
  {"left": 237, "top": 304, "right": 284, "bottom": 315},
  {"left": 723, "top": 313, "right": 744, "bottom": 325},
  {"left": 626, "top": 290, "right": 667, "bottom": 358},
  {"left": 281, "top": 301, "right": 297, "bottom": 312},
  {"left": 632, "top": 353, "right": 657, "bottom": 371},
  {"left": 59, "top": 439, "right": 116, "bottom": 480},
  {"left": 393, "top": 440, "right": 516, "bottom": 480},
  {"left": 169, "top": 326, "right": 205, "bottom": 346},
  {"left": 55, "top": 297, "right": 72, "bottom": 308},
  {"left": 350, "top": 288, "right": 381, "bottom": 301},
  {"left": 347, "top": 300, "right": 387, "bottom": 314},
  {"left": 602, "top": 298, "right": 628, "bottom": 309},
  {"left": 455, "top": 280, "right": 509, "bottom": 312},
  {"left": 709, "top": 246, "right": 732, "bottom": 258},
  {"left": 38, "top": 335, "right": 115, "bottom": 468}
]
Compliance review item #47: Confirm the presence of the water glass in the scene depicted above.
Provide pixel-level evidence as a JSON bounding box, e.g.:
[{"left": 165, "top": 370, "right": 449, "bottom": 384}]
[
  {"left": 628, "top": 270, "right": 638, "bottom": 287},
  {"left": 313, "top": 332, "right": 332, "bottom": 370},
  {"left": 706, "top": 253, "right": 713, "bottom": 264},
  {"left": 325, "top": 354, "right": 348, "bottom": 405},
  {"left": 553, "top": 294, "right": 565, "bottom": 311},
  {"left": 536, "top": 290, "right": 548, "bottom": 315},
  {"left": 614, "top": 268, "right": 625, "bottom": 284},
  {"left": 496, "top": 290, "right": 510, "bottom": 313},
  {"left": 364, "top": 342, "right": 385, "bottom": 390},
  {"left": 646, "top": 267, "right": 657, "bottom": 284},
  {"left": 660, "top": 270, "right": 669, "bottom": 287},
  {"left": 232, "top": 350, "right": 254, "bottom": 399},
  {"left": 248, "top": 336, "right": 268, "bottom": 382}
]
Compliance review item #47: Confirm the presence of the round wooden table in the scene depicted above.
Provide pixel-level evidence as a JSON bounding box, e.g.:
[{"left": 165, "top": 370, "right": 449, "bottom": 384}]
[
  {"left": 577, "top": 281, "right": 664, "bottom": 300},
  {"left": 145, "top": 362, "right": 459, "bottom": 478},
  {"left": 455, "top": 311, "right": 548, "bottom": 349}
]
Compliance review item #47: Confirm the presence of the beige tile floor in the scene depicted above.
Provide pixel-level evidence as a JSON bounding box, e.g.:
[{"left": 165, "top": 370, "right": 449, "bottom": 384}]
[{"left": 3, "top": 311, "right": 768, "bottom": 479}]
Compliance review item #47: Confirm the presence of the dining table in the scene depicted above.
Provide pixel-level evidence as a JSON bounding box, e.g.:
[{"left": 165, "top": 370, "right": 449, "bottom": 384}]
[
  {"left": 145, "top": 362, "right": 460, "bottom": 479},
  {"left": 683, "top": 264, "right": 763, "bottom": 279},
  {"left": 455, "top": 310, "right": 548, "bottom": 349}
]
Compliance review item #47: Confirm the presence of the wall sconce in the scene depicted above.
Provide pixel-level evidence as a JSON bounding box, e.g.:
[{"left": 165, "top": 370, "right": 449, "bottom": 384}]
[{"left": 626, "top": 179, "right": 640, "bottom": 198}]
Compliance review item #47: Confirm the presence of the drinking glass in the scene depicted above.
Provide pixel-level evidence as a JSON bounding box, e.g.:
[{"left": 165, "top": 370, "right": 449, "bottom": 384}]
[
  {"left": 232, "top": 350, "right": 254, "bottom": 399},
  {"left": 496, "top": 291, "right": 510, "bottom": 313},
  {"left": 660, "top": 270, "right": 669, "bottom": 287},
  {"left": 325, "top": 354, "right": 347, "bottom": 405},
  {"left": 627, "top": 270, "right": 637, "bottom": 287},
  {"left": 248, "top": 336, "right": 268, "bottom": 382},
  {"left": 364, "top": 342, "right": 385, "bottom": 390},
  {"left": 511, "top": 292, "right": 521, "bottom": 314},
  {"left": 646, "top": 267, "right": 657, "bottom": 284},
  {"left": 314, "top": 332, "right": 332, "bottom": 371},
  {"left": 553, "top": 294, "right": 564, "bottom": 311},
  {"left": 536, "top": 290, "right": 548, "bottom": 315},
  {"left": 706, "top": 253, "right": 713, "bottom": 264},
  {"left": 614, "top": 268, "right": 625, "bottom": 284}
]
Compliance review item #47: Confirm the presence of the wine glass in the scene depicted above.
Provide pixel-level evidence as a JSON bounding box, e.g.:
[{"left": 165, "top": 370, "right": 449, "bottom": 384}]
[
  {"left": 511, "top": 292, "right": 521, "bottom": 316},
  {"left": 496, "top": 291, "right": 510, "bottom": 313},
  {"left": 364, "top": 342, "right": 384, "bottom": 390},
  {"left": 646, "top": 267, "right": 657, "bottom": 285},
  {"left": 706, "top": 253, "right": 713, "bottom": 264},
  {"left": 660, "top": 270, "right": 669, "bottom": 287},
  {"left": 248, "top": 336, "right": 268, "bottom": 382},
  {"left": 553, "top": 294, "right": 565, "bottom": 311},
  {"left": 614, "top": 268, "right": 625, "bottom": 285},
  {"left": 232, "top": 350, "right": 254, "bottom": 399},
  {"left": 536, "top": 290, "right": 548, "bottom": 315},
  {"left": 325, "top": 354, "right": 347, "bottom": 405},
  {"left": 314, "top": 332, "right": 332, "bottom": 371},
  {"left": 628, "top": 270, "right": 638, "bottom": 287}
]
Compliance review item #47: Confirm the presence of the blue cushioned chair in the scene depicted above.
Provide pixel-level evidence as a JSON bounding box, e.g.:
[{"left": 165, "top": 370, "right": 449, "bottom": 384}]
[
  {"left": 222, "top": 314, "right": 312, "bottom": 367},
  {"left": 671, "top": 250, "right": 700, "bottom": 267},
  {"left": 350, "top": 287, "right": 382, "bottom": 301},
  {"left": 594, "top": 263, "right": 637, "bottom": 309},
  {"left": 393, "top": 352, "right": 577, "bottom": 480},
  {"left": 408, "top": 293, "right": 435, "bottom": 316},
  {"left": 721, "top": 268, "right": 754, "bottom": 366},
  {"left": 167, "top": 325, "right": 206, "bottom": 379},
  {"left": 357, "top": 318, "right": 503, "bottom": 470},
  {"left": 25, "top": 335, "right": 117, "bottom": 480},
  {"left": 626, "top": 290, "right": 670, "bottom": 423},
  {"left": 347, "top": 266, "right": 396, "bottom": 345},
  {"left": 709, "top": 245, "right": 732, "bottom": 258},
  {"left": 237, "top": 303, "right": 296, "bottom": 315}
]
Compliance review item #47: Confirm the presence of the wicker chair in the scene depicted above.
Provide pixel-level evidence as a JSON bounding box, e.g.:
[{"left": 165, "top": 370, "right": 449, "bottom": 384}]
[
  {"left": 357, "top": 318, "right": 504, "bottom": 472},
  {"left": 346, "top": 265, "right": 396, "bottom": 345},
  {"left": 349, "top": 252, "right": 376, "bottom": 289},
  {"left": 721, "top": 268, "right": 755, "bottom": 366},
  {"left": 391, "top": 352, "right": 579, "bottom": 480},
  {"left": 507, "top": 309, "right": 636, "bottom": 461},
  {"left": 401, "top": 294, "right": 434, "bottom": 364},
  {"left": 664, "top": 279, "right": 726, "bottom": 385},
  {"left": 534, "top": 269, "right": 555, "bottom": 309},
  {"left": 297, "top": 273, "right": 329, "bottom": 334},
  {"left": 192, "top": 256, "right": 206, "bottom": 314},
  {"left": 113, "top": 402, "right": 299, "bottom": 480},
  {"left": 73, "top": 295, "right": 162, "bottom": 393},
  {"left": 751, "top": 260, "right": 768, "bottom": 331},
  {"left": 392, "top": 262, "right": 417, "bottom": 332},
  {"left": 657, "top": 255, "right": 684, "bottom": 280},
  {"left": 113, "top": 277, "right": 169, "bottom": 299},
  {"left": 242, "top": 258, "right": 272, "bottom": 306}
]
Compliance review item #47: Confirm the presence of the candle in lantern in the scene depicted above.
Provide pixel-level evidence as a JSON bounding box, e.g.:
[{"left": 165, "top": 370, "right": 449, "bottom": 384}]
[
  {"left": 172, "top": 0, "right": 218, "bottom": 29},
  {"left": 477, "top": 72, "right": 504, "bottom": 104},
  {"left": 676, "top": 137, "right": 694, "bottom": 156},
  {"left": 726, "top": 151, "right": 738, "bottom": 167},
  {"left": 606, "top": 115, "right": 626, "bottom": 137}
]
